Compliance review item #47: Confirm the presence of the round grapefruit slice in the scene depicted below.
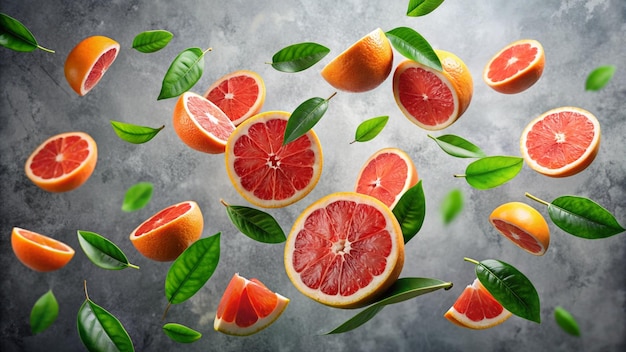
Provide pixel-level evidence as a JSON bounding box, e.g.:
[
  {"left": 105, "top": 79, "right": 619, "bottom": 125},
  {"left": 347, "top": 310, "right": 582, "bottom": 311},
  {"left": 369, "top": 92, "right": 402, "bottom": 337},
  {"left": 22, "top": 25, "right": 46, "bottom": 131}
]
[
  {"left": 489, "top": 202, "right": 550, "bottom": 256},
  {"left": 214, "top": 273, "right": 289, "bottom": 336},
  {"left": 225, "top": 111, "right": 323, "bottom": 208},
  {"left": 25, "top": 131, "right": 98, "bottom": 193},
  {"left": 284, "top": 192, "right": 405, "bottom": 309},
  {"left": 444, "top": 278, "right": 512, "bottom": 329},
  {"left": 64, "top": 35, "right": 120, "bottom": 96},
  {"left": 520, "top": 106, "right": 601, "bottom": 177},
  {"left": 11, "top": 227, "right": 75, "bottom": 272},
  {"left": 203, "top": 70, "right": 266, "bottom": 126},
  {"left": 483, "top": 39, "right": 545, "bottom": 94}
]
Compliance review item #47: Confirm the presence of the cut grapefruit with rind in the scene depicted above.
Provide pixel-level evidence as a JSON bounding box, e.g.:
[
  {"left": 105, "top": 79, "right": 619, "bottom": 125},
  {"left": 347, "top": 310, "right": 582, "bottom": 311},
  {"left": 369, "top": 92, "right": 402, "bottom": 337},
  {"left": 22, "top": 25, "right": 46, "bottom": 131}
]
[
  {"left": 489, "top": 202, "right": 550, "bottom": 256},
  {"left": 11, "top": 227, "right": 75, "bottom": 272},
  {"left": 483, "top": 39, "right": 545, "bottom": 94},
  {"left": 64, "top": 35, "right": 120, "bottom": 96},
  {"left": 444, "top": 278, "right": 512, "bottom": 330},
  {"left": 214, "top": 273, "right": 289, "bottom": 336},
  {"left": 203, "top": 70, "right": 266, "bottom": 126},
  {"left": 284, "top": 192, "right": 405, "bottom": 309}
]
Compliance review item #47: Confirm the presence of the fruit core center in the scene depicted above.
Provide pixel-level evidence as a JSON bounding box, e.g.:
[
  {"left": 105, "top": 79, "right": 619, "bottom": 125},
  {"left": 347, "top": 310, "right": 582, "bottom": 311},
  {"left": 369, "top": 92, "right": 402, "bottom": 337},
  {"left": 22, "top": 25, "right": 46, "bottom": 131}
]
[
  {"left": 267, "top": 154, "right": 281, "bottom": 168},
  {"left": 225, "top": 92, "right": 234, "bottom": 100},
  {"left": 332, "top": 239, "right": 350, "bottom": 255},
  {"left": 554, "top": 132, "right": 566, "bottom": 143},
  {"left": 506, "top": 56, "right": 519, "bottom": 68},
  {"left": 55, "top": 154, "right": 64, "bottom": 162},
  {"left": 204, "top": 112, "right": 220, "bottom": 124}
]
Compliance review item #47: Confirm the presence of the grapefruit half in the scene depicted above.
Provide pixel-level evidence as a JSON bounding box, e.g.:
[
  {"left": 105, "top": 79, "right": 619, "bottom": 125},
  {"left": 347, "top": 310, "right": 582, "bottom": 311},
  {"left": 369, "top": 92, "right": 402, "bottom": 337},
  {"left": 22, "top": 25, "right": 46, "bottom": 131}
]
[{"left": 203, "top": 70, "right": 266, "bottom": 126}]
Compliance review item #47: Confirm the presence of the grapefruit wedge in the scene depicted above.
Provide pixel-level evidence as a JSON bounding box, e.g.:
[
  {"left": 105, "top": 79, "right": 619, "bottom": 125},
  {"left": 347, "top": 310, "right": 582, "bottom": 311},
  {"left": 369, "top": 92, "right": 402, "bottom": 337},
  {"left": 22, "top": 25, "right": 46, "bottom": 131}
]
[
  {"left": 489, "top": 202, "right": 550, "bottom": 256},
  {"left": 11, "top": 227, "right": 75, "bottom": 272},
  {"left": 444, "top": 278, "right": 512, "bottom": 329},
  {"left": 483, "top": 39, "right": 545, "bottom": 94},
  {"left": 203, "top": 70, "right": 266, "bottom": 126},
  {"left": 64, "top": 35, "right": 119, "bottom": 96}
]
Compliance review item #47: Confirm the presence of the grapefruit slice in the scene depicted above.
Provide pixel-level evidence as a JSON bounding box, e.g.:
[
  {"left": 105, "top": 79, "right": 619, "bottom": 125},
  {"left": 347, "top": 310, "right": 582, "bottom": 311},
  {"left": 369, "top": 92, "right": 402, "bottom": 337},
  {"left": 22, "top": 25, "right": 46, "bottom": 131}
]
[
  {"left": 444, "top": 278, "right": 512, "bottom": 329},
  {"left": 172, "top": 91, "right": 236, "bottom": 154},
  {"left": 25, "top": 131, "right": 98, "bottom": 193},
  {"left": 520, "top": 106, "right": 601, "bottom": 177},
  {"left": 489, "top": 202, "right": 550, "bottom": 256},
  {"left": 129, "top": 201, "right": 203, "bottom": 262},
  {"left": 225, "top": 111, "right": 323, "bottom": 208},
  {"left": 355, "top": 148, "right": 418, "bottom": 209},
  {"left": 214, "top": 273, "right": 289, "bottom": 336},
  {"left": 203, "top": 70, "right": 266, "bottom": 126},
  {"left": 64, "top": 35, "right": 120, "bottom": 96},
  {"left": 11, "top": 227, "right": 75, "bottom": 272},
  {"left": 284, "top": 192, "right": 405, "bottom": 308},
  {"left": 393, "top": 50, "right": 473, "bottom": 131},
  {"left": 483, "top": 39, "right": 545, "bottom": 94}
]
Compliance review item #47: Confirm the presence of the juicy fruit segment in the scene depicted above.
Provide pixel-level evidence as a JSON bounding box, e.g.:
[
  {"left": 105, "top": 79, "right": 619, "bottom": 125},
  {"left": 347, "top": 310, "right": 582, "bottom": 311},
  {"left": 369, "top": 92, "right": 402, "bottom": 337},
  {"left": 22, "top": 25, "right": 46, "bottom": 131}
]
[
  {"left": 11, "top": 227, "right": 75, "bottom": 272},
  {"left": 520, "top": 107, "right": 601, "bottom": 177},
  {"left": 444, "top": 279, "right": 512, "bottom": 329},
  {"left": 203, "top": 70, "right": 266, "bottom": 126},
  {"left": 225, "top": 111, "right": 323, "bottom": 208},
  {"left": 321, "top": 28, "right": 393, "bottom": 92},
  {"left": 64, "top": 35, "right": 120, "bottom": 96},
  {"left": 483, "top": 39, "right": 545, "bottom": 94},
  {"left": 489, "top": 202, "right": 550, "bottom": 256},
  {"left": 393, "top": 50, "right": 473, "bottom": 131},
  {"left": 129, "top": 201, "right": 203, "bottom": 261},
  {"left": 355, "top": 148, "right": 418, "bottom": 209},
  {"left": 284, "top": 192, "right": 405, "bottom": 308},
  {"left": 214, "top": 273, "right": 289, "bottom": 336},
  {"left": 25, "top": 132, "right": 98, "bottom": 193}
]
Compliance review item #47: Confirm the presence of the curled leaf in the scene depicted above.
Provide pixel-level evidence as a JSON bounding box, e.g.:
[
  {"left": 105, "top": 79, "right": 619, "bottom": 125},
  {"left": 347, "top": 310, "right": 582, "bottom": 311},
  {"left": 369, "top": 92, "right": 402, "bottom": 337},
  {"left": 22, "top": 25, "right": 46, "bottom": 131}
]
[
  {"left": 271, "top": 42, "right": 330, "bottom": 72},
  {"left": 158, "top": 47, "right": 208, "bottom": 100},
  {"left": 407, "top": 0, "right": 446, "bottom": 17},
  {"left": 162, "top": 323, "right": 202, "bottom": 343},
  {"left": 392, "top": 181, "right": 426, "bottom": 244},
  {"left": 0, "top": 13, "right": 54, "bottom": 53},
  {"left": 456, "top": 156, "right": 523, "bottom": 190},
  {"left": 385, "top": 27, "right": 441, "bottom": 71},
  {"left": 585, "top": 65, "right": 615, "bottom": 91},
  {"left": 122, "top": 182, "right": 153, "bottom": 212},
  {"left": 110, "top": 120, "right": 164, "bottom": 144},
  {"left": 30, "top": 290, "right": 59, "bottom": 335},
  {"left": 222, "top": 201, "right": 286, "bottom": 243},
  {"left": 428, "top": 134, "right": 486, "bottom": 158},
  {"left": 283, "top": 93, "right": 335, "bottom": 145},
  {"left": 351, "top": 116, "right": 389, "bottom": 143},
  {"left": 132, "top": 30, "right": 173, "bottom": 53},
  {"left": 77, "top": 298, "right": 135, "bottom": 352},
  {"left": 77, "top": 230, "right": 139, "bottom": 270}
]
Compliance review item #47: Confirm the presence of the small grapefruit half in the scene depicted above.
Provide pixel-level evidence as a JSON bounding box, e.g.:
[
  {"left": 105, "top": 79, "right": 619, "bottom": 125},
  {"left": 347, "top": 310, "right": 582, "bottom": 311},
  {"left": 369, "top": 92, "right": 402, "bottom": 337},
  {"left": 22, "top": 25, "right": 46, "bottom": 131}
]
[
  {"left": 214, "top": 273, "right": 289, "bottom": 336},
  {"left": 444, "top": 278, "right": 512, "bottom": 330},
  {"left": 520, "top": 106, "right": 601, "bottom": 177},
  {"left": 64, "top": 35, "right": 120, "bottom": 96},
  {"left": 489, "top": 202, "right": 550, "bottom": 256},
  {"left": 11, "top": 227, "right": 75, "bottom": 272},
  {"left": 483, "top": 39, "right": 545, "bottom": 94},
  {"left": 284, "top": 192, "right": 405, "bottom": 309},
  {"left": 203, "top": 70, "right": 266, "bottom": 126}
]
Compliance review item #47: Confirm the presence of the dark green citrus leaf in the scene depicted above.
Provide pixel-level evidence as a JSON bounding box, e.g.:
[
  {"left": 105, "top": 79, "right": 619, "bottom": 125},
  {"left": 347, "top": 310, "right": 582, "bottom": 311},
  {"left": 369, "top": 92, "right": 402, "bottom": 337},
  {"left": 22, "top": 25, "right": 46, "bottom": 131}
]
[
  {"left": 440, "top": 188, "right": 463, "bottom": 224},
  {"left": 460, "top": 156, "right": 523, "bottom": 190},
  {"left": 283, "top": 95, "right": 332, "bottom": 145},
  {"left": 554, "top": 306, "right": 581, "bottom": 336},
  {"left": 158, "top": 47, "right": 207, "bottom": 100},
  {"left": 162, "top": 323, "right": 202, "bottom": 343},
  {"left": 122, "top": 182, "right": 153, "bottom": 212},
  {"left": 428, "top": 134, "right": 487, "bottom": 158},
  {"left": 30, "top": 290, "right": 58, "bottom": 335},
  {"left": 132, "top": 30, "right": 173, "bottom": 53},
  {"left": 548, "top": 195, "right": 625, "bottom": 239},
  {"left": 352, "top": 116, "right": 389, "bottom": 143},
  {"left": 224, "top": 203, "right": 285, "bottom": 243},
  {"left": 0, "top": 13, "right": 54, "bottom": 53},
  {"left": 271, "top": 42, "right": 330, "bottom": 73},
  {"left": 406, "top": 0, "right": 446, "bottom": 17},
  {"left": 110, "top": 120, "right": 164, "bottom": 144},
  {"left": 585, "top": 65, "right": 615, "bottom": 91},
  {"left": 392, "top": 180, "right": 426, "bottom": 244},
  {"left": 77, "top": 299, "right": 135, "bottom": 352},
  {"left": 385, "top": 27, "right": 441, "bottom": 71},
  {"left": 77, "top": 230, "right": 139, "bottom": 270}
]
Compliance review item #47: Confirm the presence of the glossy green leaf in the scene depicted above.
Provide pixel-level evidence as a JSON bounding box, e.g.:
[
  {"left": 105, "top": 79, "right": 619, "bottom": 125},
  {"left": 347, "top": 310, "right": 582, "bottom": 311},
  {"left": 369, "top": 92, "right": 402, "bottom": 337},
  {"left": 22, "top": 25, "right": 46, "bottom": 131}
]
[
  {"left": 77, "top": 299, "right": 135, "bottom": 352},
  {"left": 458, "top": 156, "right": 523, "bottom": 190},
  {"left": 132, "top": 30, "right": 173, "bottom": 53},
  {"left": 554, "top": 306, "right": 581, "bottom": 336},
  {"left": 326, "top": 278, "right": 452, "bottom": 334},
  {"left": 440, "top": 188, "right": 463, "bottom": 224},
  {"left": 77, "top": 230, "right": 139, "bottom": 270},
  {"left": 158, "top": 47, "right": 207, "bottom": 100},
  {"left": 122, "top": 182, "right": 153, "bottom": 212},
  {"left": 224, "top": 203, "right": 285, "bottom": 243},
  {"left": 407, "top": 0, "right": 446, "bottom": 16},
  {"left": 271, "top": 42, "right": 330, "bottom": 72},
  {"left": 585, "top": 65, "right": 615, "bottom": 91},
  {"left": 351, "top": 116, "right": 389, "bottom": 143},
  {"left": 548, "top": 195, "right": 625, "bottom": 239},
  {"left": 283, "top": 94, "right": 334, "bottom": 145},
  {"left": 0, "top": 13, "right": 54, "bottom": 53},
  {"left": 428, "top": 134, "right": 486, "bottom": 158},
  {"left": 30, "top": 290, "right": 58, "bottom": 335},
  {"left": 162, "top": 323, "right": 202, "bottom": 343},
  {"left": 110, "top": 120, "right": 164, "bottom": 144},
  {"left": 385, "top": 27, "right": 441, "bottom": 71},
  {"left": 392, "top": 181, "right": 426, "bottom": 244}
]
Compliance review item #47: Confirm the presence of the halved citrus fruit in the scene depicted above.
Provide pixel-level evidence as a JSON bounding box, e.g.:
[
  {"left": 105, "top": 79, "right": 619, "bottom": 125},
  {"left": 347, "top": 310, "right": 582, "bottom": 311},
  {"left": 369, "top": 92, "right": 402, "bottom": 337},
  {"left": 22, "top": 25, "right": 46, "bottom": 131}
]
[
  {"left": 393, "top": 50, "right": 473, "bottom": 131},
  {"left": 64, "top": 35, "right": 120, "bottom": 96},
  {"left": 214, "top": 273, "right": 289, "bottom": 336},
  {"left": 520, "top": 106, "right": 601, "bottom": 177},
  {"left": 284, "top": 192, "right": 405, "bottom": 309},
  {"left": 483, "top": 39, "right": 545, "bottom": 94},
  {"left": 25, "top": 131, "right": 98, "bottom": 193},
  {"left": 444, "top": 278, "right": 512, "bottom": 329},
  {"left": 129, "top": 200, "right": 203, "bottom": 262},
  {"left": 173, "top": 91, "right": 236, "bottom": 154},
  {"left": 321, "top": 28, "right": 393, "bottom": 93},
  {"left": 355, "top": 148, "right": 418, "bottom": 209},
  {"left": 489, "top": 202, "right": 550, "bottom": 256},
  {"left": 225, "top": 111, "right": 323, "bottom": 208},
  {"left": 11, "top": 227, "right": 75, "bottom": 272},
  {"left": 203, "top": 70, "right": 266, "bottom": 126}
]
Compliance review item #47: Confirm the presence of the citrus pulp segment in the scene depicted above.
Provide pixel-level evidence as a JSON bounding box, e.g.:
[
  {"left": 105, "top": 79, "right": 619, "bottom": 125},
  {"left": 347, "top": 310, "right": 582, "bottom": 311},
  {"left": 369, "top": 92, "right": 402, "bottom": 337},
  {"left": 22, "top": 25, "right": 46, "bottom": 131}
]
[
  {"left": 225, "top": 111, "right": 323, "bottom": 208},
  {"left": 11, "top": 227, "right": 75, "bottom": 272},
  {"left": 489, "top": 202, "right": 550, "bottom": 256},
  {"left": 284, "top": 192, "right": 405, "bottom": 309},
  {"left": 444, "top": 278, "right": 512, "bottom": 329},
  {"left": 520, "top": 106, "right": 601, "bottom": 177},
  {"left": 64, "top": 35, "right": 120, "bottom": 96},
  {"left": 203, "top": 70, "right": 266, "bottom": 126},
  {"left": 214, "top": 273, "right": 289, "bottom": 336},
  {"left": 25, "top": 131, "right": 98, "bottom": 193},
  {"left": 129, "top": 200, "right": 203, "bottom": 261},
  {"left": 483, "top": 39, "right": 545, "bottom": 94}
]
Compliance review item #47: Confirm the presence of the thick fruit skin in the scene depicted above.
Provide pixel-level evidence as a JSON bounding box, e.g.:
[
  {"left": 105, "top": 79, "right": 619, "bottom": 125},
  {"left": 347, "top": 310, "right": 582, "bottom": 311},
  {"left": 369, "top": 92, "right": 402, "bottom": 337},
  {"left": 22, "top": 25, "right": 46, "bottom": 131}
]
[
  {"left": 489, "top": 201, "right": 550, "bottom": 255},
  {"left": 64, "top": 35, "right": 119, "bottom": 96},
  {"left": 483, "top": 39, "right": 545, "bottom": 94}
]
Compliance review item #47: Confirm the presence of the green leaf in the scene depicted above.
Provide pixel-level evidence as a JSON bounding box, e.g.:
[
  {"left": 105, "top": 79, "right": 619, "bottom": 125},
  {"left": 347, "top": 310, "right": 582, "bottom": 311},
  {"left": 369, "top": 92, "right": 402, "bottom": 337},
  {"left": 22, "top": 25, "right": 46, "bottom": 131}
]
[
  {"left": 122, "top": 182, "right": 153, "bottom": 212},
  {"left": 428, "top": 134, "right": 487, "bottom": 158},
  {"left": 77, "top": 230, "right": 139, "bottom": 270},
  {"left": 440, "top": 188, "right": 463, "bottom": 224},
  {"left": 30, "top": 290, "right": 58, "bottom": 335},
  {"left": 351, "top": 116, "right": 389, "bottom": 143},
  {"left": 326, "top": 278, "right": 452, "bottom": 334},
  {"left": 554, "top": 306, "right": 581, "bottom": 336},
  {"left": 271, "top": 42, "right": 330, "bottom": 73},
  {"left": 407, "top": 0, "right": 446, "bottom": 16},
  {"left": 585, "top": 65, "right": 615, "bottom": 91},
  {"left": 162, "top": 323, "right": 202, "bottom": 343},
  {"left": 223, "top": 202, "right": 286, "bottom": 243},
  {"left": 392, "top": 180, "right": 426, "bottom": 244},
  {"left": 548, "top": 195, "right": 625, "bottom": 239},
  {"left": 283, "top": 93, "right": 335, "bottom": 145},
  {"left": 385, "top": 27, "right": 441, "bottom": 71},
  {"left": 158, "top": 47, "right": 208, "bottom": 100},
  {"left": 132, "top": 30, "right": 173, "bottom": 53},
  {"left": 77, "top": 299, "right": 135, "bottom": 352},
  {"left": 458, "top": 156, "right": 523, "bottom": 190},
  {"left": 0, "top": 13, "right": 54, "bottom": 53},
  {"left": 165, "top": 234, "right": 221, "bottom": 305},
  {"left": 110, "top": 120, "right": 164, "bottom": 144}
]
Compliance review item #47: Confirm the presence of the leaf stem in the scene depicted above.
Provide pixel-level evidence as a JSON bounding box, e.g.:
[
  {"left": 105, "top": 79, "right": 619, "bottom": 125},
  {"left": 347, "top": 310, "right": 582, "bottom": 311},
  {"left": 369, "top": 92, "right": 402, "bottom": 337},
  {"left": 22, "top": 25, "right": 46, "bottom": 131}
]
[
  {"left": 126, "top": 263, "right": 140, "bottom": 270},
  {"left": 203, "top": 47, "right": 213, "bottom": 55},
  {"left": 326, "top": 91, "right": 337, "bottom": 101},
  {"left": 525, "top": 192, "right": 550, "bottom": 207},
  {"left": 162, "top": 302, "right": 172, "bottom": 321},
  {"left": 453, "top": 174, "right": 466, "bottom": 178},
  {"left": 83, "top": 280, "right": 90, "bottom": 301},
  {"left": 463, "top": 257, "right": 479, "bottom": 265},
  {"left": 37, "top": 45, "right": 55, "bottom": 53},
  {"left": 219, "top": 199, "right": 229, "bottom": 207}
]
